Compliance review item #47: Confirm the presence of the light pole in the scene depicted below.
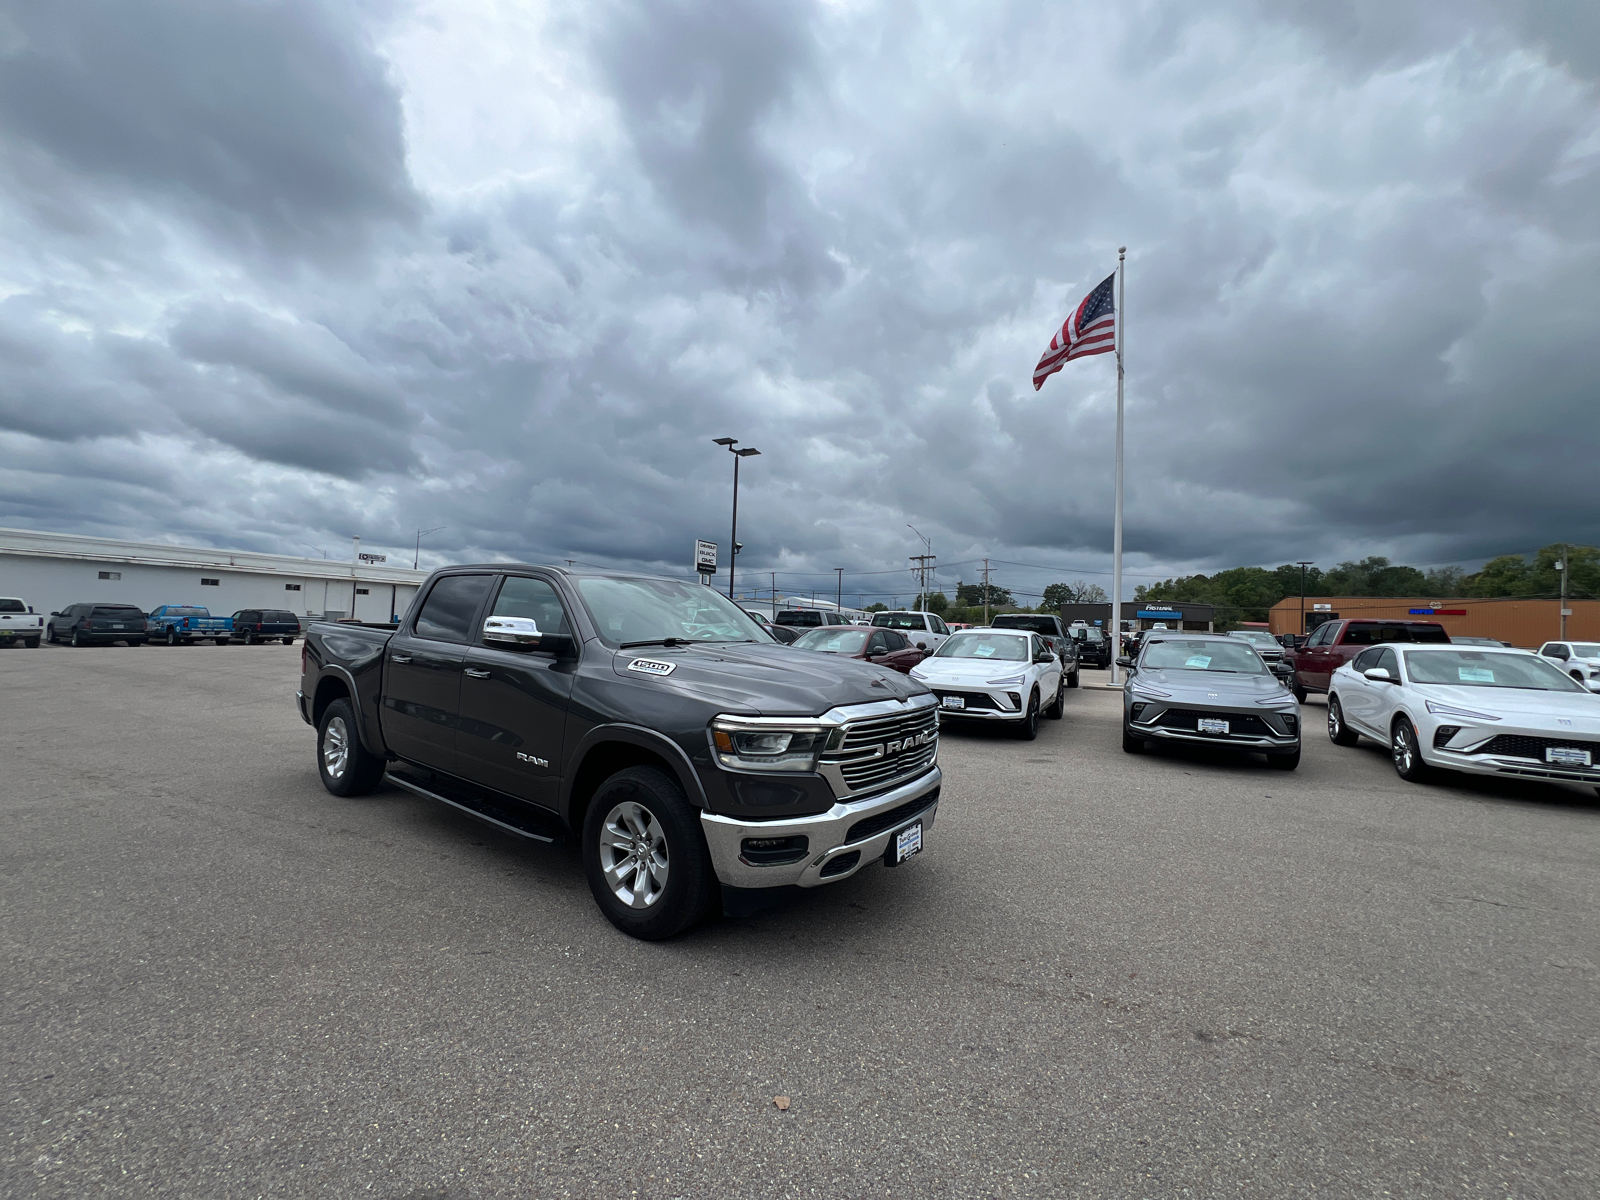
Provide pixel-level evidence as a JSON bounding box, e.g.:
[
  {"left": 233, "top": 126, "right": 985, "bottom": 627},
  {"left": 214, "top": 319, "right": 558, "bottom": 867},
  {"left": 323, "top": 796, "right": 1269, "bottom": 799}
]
[
  {"left": 907, "top": 524, "right": 933, "bottom": 611},
  {"left": 713, "top": 438, "right": 760, "bottom": 599},
  {"left": 834, "top": 568, "right": 844, "bottom": 617},
  {"left": 300, "top": 543, "right": 328, "bottom": 559},
  {"left": 1297, "top": 561, "right": 1314, "bottom": 638},
  {"left": 414, "top": 526, "right": 444, "bottom": 570}
]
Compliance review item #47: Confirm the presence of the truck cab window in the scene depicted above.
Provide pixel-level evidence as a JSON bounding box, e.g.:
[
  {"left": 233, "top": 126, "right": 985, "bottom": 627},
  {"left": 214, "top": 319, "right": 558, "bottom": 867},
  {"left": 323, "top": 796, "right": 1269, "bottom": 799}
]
[
  {"left": 489, "top": 576, "right": 571, "bottom": 637},
  {"left": 414, "top": 574, "right": 492, "bottom": 643}
]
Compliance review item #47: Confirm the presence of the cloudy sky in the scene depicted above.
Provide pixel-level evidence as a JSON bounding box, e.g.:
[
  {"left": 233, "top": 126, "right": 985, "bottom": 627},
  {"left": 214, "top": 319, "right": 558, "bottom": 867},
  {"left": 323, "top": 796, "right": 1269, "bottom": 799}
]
[{"left": 1, "top": 0, "right": 1596, "bottom": 607}]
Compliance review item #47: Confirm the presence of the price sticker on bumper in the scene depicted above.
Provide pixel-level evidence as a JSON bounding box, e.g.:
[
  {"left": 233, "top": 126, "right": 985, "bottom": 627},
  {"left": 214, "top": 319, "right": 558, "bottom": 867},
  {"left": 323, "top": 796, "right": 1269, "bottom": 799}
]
[
  {"left": 940, "top": 695, "right": 965, "bottom": 710},
  {"left": 1546, "top": 746, "right": 1592, "bottom": 768},
  {"left": 1198, "top": 717, "right": 1230, "bottom": 735},
  {"left": 894, "top": 822, "right": 922, "bottom": 864}
]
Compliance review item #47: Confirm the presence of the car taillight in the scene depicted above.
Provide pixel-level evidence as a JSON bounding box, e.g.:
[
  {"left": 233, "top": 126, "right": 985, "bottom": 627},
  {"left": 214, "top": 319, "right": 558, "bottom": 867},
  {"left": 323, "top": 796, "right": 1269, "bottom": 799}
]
[{"left": 256, "top": 622, "right": 262, "bottom": 631}]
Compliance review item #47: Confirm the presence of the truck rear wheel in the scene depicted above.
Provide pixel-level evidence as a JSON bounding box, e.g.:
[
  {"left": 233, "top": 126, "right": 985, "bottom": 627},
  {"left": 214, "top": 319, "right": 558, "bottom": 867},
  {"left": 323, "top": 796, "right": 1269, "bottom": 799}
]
[
  {"left": 317, "top": 698, "right": 386, "bottom": 797},
  {"left": 582, "top": 766, "right": 715, "bottom": 941}
]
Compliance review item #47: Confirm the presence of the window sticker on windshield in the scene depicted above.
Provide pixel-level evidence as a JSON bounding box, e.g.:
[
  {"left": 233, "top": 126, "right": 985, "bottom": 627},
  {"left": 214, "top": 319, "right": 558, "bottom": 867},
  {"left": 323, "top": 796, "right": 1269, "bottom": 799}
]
[
  {"left": 1184, "top": 655, "right": 1212, "bottom": 668},
  {"left": 976, "top": 645, "right": 995, "bottom": 657},
  {"left": 1457, "top": 667, "right": 1495, "bottom": 683}
]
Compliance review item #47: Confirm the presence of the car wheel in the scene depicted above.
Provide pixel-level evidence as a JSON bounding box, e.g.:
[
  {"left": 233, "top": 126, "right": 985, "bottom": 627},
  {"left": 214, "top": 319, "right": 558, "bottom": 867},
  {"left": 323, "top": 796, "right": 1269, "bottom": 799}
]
[
  {"left": 1014, "top": 690, "right": 1040, "bottom": 740},
  {"left": 582, "top": 766, "right": 716, "bottom": 941},
  {"left": 1327, "top": 696, "right": 1360, "bottom": 746},
  {"left": 1121, "top": 725, "right": 1145, "bottom": 753},
  {"left": 25, "top": 637, "right": 39, "bottom": 648},
  {"left": 283, "top": 637, "right": 296, "bottom": 645},
  {"left": 1067, "top": 668, "right": 1080, "bottom": 689},
  {"left": 1267, "top": 748, "right": 1301, "bottom": 770},
  {"left": 1045, "top": 677, "right": 1065, "bottom": 719},
  {"left": 71, "top": 628, "right": 84, "bottom": 647},
  {"left": 166, "top": 627, "right": 178, "bottom": 646},
  {"left": 317, "top": 698, "right": 386, "bottom": 797},
  {"left": 1292, "top": 680, "right": 1308, "bottom": 703},
  {"left": 244, "top": 631, "right": 256, "bottom": 645},
  {"left": 1390, "top": 717, "right": 1430, "bottom": 783}
]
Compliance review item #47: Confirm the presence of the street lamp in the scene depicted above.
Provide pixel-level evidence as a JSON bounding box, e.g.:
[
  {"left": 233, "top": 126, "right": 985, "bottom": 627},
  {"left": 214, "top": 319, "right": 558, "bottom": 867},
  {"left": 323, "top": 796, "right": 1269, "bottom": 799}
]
[
  {"left": 300, "top": 543, "right": 328, "bottom": 559},
  {"left": 414, "top": 526, "right": 444, "bottom": 570},
  {"left": 713, "top": 438, "right": 760, "bottom": 599},
  {"left": 834, "top": 567, "right": 844, "bottom": 616},
  {"left": 1297, "top": 561, "right": 1314, "bottom": 637}
]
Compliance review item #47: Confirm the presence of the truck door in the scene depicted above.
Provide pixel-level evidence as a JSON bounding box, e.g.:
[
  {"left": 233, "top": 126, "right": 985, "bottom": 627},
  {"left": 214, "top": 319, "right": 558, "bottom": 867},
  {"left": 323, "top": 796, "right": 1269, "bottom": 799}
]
[
  {"left": 455, "top": 574, "right": 576, "bottom": 809},
  {"left": 382, "top": 573, "right": 494, "bottom": 774}
]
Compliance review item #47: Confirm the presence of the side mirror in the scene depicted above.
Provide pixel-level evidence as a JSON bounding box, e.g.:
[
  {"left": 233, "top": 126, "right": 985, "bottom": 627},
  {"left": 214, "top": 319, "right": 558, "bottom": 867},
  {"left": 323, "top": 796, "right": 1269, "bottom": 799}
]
[
  {"left": 483, "top": 616, "right": 575, "bottom": 657},
  {"left": 1363, "top": 667, "right": 1393, "bottom": 682},
  {"left": 916, "top": 641, "right": 928, "bottom": 650},
  {"left": 1272, "top": 662, "right": 1293, "bottom": 677},
  {"left": 1115, "top": 655, "right": 1134, "bottom": 669},
  {"left": 50, "top": 611, "right": 60, "bottom": 617},
  {"left": 1552, "top": 649, "right": 1570, "bottom": 661}
]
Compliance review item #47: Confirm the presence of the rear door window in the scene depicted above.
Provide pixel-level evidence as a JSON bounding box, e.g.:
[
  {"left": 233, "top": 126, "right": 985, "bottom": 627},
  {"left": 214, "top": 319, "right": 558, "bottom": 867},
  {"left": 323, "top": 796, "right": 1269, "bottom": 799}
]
[{"left": 414, "top": 575, "right": 493, "bottom": 643}]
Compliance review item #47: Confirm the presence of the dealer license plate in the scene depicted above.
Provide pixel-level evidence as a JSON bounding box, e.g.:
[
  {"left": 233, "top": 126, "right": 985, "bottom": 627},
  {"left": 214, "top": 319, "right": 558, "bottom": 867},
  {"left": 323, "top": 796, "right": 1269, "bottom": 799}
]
[
  {"left": 940, "top": 695, "right": 965, "bottom": 710},
  {"left": 890, "top": 822, "right": 923, "bottom": 865},
  {"left": 1546, "top": 746, "right": 1592, "bottom": 768},
  {"left": 1198, "top": 717, "right": 1230, "bottom": 735},
  {"left": 111, "top": 624, "right": 124, "bottom": 630}
]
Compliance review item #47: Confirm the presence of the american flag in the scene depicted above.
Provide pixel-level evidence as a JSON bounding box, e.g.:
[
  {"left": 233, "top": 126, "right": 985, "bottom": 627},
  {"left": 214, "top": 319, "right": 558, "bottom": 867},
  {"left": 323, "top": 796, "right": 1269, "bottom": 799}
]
[{"left": 1032, "top": 271, "right": 1116, "bottom": 391}]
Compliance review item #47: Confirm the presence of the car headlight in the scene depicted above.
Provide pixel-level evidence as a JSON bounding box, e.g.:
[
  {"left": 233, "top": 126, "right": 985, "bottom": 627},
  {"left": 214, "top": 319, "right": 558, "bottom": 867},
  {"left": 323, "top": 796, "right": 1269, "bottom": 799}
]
[
  {"left": 1424, "top": 700, "right": 1502, "bottom": 722},
  {"left": 1130, "top": 683, "right": 1171, "bottom": 698},
  {"left": 709, "top": 718, "right": 836, "bottom": 773},
  {"left": 987, "top": 673, "right": 1027, "bottom": 686}
]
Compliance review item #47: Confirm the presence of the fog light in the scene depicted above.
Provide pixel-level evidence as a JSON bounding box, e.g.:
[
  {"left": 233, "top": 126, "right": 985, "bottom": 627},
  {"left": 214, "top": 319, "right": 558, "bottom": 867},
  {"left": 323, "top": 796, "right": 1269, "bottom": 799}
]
[
  {"left": 1281, "top": 713, "right": 1297, "bottom": 731},
  {"left": 1007, "top": 692, "right": 1021, "bottom": 709},
  {"left": 740, "top": 835, "right": 809, "bottom": 866},
  {"left": 1433, "top": 725, "right": 1461, "bottom": 749},
  {"left": 1131, "top": 702, "right": 1148, "bottom": 720}
]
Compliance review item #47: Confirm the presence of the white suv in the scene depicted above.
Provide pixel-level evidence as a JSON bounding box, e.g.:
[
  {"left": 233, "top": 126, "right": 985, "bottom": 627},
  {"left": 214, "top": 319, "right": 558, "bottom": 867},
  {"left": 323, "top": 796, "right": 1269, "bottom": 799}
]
[
  {"left": 869, "top": 611, "right": 951, "bottom": 652},
  {"left": 1537, "top": 641, "right": 1600, "bottom": 692}
]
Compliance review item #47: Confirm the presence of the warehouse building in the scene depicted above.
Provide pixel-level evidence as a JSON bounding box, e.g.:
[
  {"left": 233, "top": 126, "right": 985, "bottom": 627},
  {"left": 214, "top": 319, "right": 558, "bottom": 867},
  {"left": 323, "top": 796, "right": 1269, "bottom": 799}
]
[{"left": 0, "top": 527, "right": 429, "bottom": 625}]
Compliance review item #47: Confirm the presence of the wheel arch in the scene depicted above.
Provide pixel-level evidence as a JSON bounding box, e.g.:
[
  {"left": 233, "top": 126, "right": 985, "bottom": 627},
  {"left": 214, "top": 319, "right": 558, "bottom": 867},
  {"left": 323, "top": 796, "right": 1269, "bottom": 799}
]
[{"left": 560, "top": 725, "right": 708, "bottom": 837}]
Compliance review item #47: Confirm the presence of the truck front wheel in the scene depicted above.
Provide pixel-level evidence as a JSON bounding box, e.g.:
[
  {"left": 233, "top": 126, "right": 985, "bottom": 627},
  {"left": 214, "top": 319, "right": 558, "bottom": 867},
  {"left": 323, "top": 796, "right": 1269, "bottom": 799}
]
[
  {"left": 582, "top": 766, "right": 716, "bottom": 941},
  {"left": 317, "top": 698, "right": 386, "bottom": 797}
]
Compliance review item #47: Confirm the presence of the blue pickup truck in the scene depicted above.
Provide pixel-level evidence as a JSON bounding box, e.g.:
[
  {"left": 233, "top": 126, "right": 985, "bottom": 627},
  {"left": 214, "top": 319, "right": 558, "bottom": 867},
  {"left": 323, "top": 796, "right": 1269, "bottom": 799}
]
[{"left": 147, "top": 605, "right": 233, "bottom": 645}]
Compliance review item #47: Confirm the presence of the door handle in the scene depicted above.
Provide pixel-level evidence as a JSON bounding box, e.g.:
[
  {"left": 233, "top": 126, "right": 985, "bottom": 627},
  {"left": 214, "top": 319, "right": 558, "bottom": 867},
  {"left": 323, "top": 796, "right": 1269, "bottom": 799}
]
[
  {"left": 465, "top": 667, "right": 491, "bottom": 679},
  {"left": 390, "top": 653, "right": 412, "bottom": 663}
]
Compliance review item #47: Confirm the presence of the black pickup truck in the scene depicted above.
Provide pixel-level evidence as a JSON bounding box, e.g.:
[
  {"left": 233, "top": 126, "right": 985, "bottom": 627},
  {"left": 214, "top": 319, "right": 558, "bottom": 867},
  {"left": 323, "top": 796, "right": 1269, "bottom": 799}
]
[{"left": 298, "top": 565, "right": 942, "bottom": 939}]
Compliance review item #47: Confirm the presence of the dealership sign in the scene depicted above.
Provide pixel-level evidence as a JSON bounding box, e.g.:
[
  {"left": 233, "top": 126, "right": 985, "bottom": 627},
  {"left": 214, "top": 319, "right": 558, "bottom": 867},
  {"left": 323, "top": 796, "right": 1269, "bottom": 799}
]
[
  {"left": 694, "top": 539, "right": 717, "bottom": 576},
  {"left": 358, "top": 552, "right": 387, "bottom": 564}
]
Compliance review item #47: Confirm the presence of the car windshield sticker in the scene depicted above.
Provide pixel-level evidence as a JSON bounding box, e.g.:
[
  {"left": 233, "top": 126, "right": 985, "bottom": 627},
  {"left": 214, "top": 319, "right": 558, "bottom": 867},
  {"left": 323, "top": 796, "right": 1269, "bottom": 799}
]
[
  {"left": 975, "top": 645, "right": 995, "bottom": 657},
  {"left": 1458, "top": 667, "right": 1495, "bottom": 683},
  {"left": 1184, "top": 655, "right": 1212, "bottom": 668},
  {"left": 627, "top": 658, "right": 676, "bottom": 676}
]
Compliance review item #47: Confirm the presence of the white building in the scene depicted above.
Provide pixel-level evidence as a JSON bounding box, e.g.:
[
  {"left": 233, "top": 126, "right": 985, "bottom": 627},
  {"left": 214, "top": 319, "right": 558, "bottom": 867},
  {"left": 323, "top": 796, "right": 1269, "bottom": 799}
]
[{"left": 0, "top": 527, "right": 430, "bottom": 624}]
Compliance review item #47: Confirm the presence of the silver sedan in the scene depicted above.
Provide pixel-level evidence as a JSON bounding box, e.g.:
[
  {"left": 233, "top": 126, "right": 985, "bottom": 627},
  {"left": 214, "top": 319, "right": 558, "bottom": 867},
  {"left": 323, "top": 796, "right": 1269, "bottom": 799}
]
[{"left": 1120, "top": 634, "right": 1302, "bottom": 769}]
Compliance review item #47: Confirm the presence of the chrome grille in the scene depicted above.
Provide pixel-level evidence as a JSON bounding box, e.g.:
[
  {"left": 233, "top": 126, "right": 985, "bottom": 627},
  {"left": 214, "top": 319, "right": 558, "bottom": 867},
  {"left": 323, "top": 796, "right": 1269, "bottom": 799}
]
[{"left": 823, "top": 707, "right": 938, "bottom": 795}]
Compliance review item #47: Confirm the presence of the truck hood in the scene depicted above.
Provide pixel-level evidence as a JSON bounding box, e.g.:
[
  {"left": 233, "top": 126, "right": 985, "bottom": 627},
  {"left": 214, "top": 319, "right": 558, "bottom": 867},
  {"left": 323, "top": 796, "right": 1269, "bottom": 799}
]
[{"left": 610, "top": 641, "right": 926, "bottom": 716}]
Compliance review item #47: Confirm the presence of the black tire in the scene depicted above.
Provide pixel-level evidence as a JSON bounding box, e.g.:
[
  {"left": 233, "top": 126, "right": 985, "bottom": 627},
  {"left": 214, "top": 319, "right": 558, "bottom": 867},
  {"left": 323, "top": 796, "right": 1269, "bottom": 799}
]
[
  {"left": 317, "top": 698, "right": 386, "bottom": 797},
  {"left": 1045, "top": 677, "right": 1065, "bottom": 719},
  {"left": 1327, "top": 695, "right": 1359, "bottom": 746},
  {"left": 1014, "top": 690, "right": 1040, "bottom": 740},
  {"left": 1067, "top": 668, "right": 1080, "bottom": 689},
  {"left": 1390, "top": 717, "right": 1430, "bottom": 783},
  {"left": 25, "top": 637, "right": 39, "bottom": 648},
  {"left": 1122, "top": 726, "right": 1146, "bottom": 753},
  {"left": 1292, "top": 680, "right": 1308, "bottom": 704},
  {"left": 166, "top": 627, "right": 178, "bottom": 646},
  {"left": 283, "top": 637, "right": 296, "bottom": 645},
  {"left": 71, "top": 628, "right": 85, "bottom": 647},
  {"left": 1267, "top": 749, "right": 1301, "bottom": 770},
  {"left": 244, "top": 631, "right": 257, "bottom": 645},
  {"left": 582, "top": 766, "right": 716, "bottom": 941},
  {"left": 46, "top": 626, "right": 57, "bottom": 644}
]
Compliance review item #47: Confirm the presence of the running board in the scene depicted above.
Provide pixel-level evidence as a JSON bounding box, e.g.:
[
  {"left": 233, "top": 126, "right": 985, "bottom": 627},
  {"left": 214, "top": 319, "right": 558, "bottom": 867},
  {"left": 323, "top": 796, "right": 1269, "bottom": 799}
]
[{"left": 385, "top": 772, "right": 558, "bottom": 844}]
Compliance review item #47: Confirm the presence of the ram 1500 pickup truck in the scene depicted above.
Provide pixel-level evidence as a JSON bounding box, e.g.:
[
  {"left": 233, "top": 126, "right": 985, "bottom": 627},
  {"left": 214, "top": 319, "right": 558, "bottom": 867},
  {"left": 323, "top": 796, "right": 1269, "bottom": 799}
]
[
  {"left": 147, "top": 605, "right": 233, "bottom": 645},
  {"left": 299, "top": 565, "right": 942, "bottom": 940}
]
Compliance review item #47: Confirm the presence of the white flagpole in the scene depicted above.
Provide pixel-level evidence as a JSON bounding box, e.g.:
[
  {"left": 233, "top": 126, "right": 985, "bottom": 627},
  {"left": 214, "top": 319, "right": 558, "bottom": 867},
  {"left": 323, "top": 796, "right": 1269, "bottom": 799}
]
[{"left": 1109, "top": 247, "right": 1126, "bottom": 686}]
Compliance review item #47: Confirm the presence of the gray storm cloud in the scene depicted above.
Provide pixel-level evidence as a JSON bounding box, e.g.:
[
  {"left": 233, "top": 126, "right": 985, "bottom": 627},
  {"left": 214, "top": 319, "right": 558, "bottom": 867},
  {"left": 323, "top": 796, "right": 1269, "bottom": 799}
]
[{"left": 0, "top": 0, "right": 1595, "bottom": 599}]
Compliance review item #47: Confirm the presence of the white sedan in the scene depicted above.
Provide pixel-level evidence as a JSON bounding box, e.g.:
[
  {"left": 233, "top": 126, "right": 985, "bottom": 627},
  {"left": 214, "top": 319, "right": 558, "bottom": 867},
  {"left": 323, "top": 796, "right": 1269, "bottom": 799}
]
[
  {"left": 1327, "top": 644, "right": 1600, "bottom": 792},
  {"left": 908, "top": 628, "right": 1063, "bottom": 740}
]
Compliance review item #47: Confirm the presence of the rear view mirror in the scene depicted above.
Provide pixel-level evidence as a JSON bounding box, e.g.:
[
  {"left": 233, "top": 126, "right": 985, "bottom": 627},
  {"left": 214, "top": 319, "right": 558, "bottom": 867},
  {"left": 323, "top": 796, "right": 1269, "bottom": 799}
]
[
  {"left": 1363, "top": 667, "right": 1393, "bottom": 682},
  {"left": 484, "top": 616, "right": 574, "bottom": 656}
]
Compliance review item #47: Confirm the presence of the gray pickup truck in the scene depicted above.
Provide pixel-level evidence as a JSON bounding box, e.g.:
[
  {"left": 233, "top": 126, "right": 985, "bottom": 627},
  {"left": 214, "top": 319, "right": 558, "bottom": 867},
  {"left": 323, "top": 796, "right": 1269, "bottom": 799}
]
[{"left": 298, "top": 565, "right": 942, "bottom": 939}]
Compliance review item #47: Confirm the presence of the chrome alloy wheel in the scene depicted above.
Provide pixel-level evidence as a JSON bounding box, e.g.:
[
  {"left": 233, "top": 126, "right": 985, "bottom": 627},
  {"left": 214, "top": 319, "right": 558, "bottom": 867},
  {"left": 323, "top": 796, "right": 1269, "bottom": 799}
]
[
  {"left": 599, "top": 801, "right": 670, "bottom": 909},
  {"left": 323, "top": 715, "right": 351, "bottom": 780},
  {"left": 1392, "top": 721, "right": 1416, "bottom": 774}
]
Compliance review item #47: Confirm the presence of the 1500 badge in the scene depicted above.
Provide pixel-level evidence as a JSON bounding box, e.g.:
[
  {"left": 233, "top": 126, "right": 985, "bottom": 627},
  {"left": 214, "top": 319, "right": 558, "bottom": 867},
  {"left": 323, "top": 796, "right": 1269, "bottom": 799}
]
[{"left": 627, "top": 658, "right": 677, "bottom": 676}]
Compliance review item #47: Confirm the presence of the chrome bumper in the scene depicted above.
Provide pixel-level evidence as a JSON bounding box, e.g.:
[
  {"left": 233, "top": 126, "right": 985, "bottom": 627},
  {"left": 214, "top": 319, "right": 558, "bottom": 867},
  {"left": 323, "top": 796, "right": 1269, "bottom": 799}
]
[{"left": 701, "top": 765, "right": 941, "bottom": 889}]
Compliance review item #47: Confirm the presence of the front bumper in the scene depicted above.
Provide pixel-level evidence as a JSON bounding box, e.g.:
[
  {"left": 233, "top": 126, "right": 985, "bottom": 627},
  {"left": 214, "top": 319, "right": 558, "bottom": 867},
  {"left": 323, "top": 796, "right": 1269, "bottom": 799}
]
[
  {"left": 928, "top": 689, "right": 1024, "bottom": 721},
  {"left": 295, "top": 689, "right": 312, "bottom": 725},
  {"left": 701, "top": 765, "right": 941, "bottom": 889},
  {"left": 1426, "top": 749, "right": 1600, "bottom": 785},
  {"left": 1128, "top": 699, "right": 1299, "bottom": 750}
]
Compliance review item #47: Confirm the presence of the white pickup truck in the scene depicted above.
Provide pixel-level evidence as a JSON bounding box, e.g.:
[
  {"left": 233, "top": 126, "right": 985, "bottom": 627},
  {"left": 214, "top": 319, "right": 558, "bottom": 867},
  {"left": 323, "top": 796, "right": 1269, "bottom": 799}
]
[{"left": 0, "top": 596, "right": 44, "bottom": 647}]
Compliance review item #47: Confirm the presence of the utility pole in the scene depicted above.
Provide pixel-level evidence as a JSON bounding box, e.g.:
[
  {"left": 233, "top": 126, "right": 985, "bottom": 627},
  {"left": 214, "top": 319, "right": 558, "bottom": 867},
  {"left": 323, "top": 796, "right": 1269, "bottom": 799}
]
[
  {"left": 771, "top": 571, "right": 777, "bottom": 621},
  {"left": 982, "top": 558, "right": 992, "bottom": 625},
  {"left": 1297, "top": 561, "right": 1314, "bottom": 638},
  {"left": 834, "top": 568, "right": 844, "bottom": 617},
  {"left": 907, "top": 524, "right": 933, "bottom": 611},
  {"left": 414, "top": 526, "right": 444, "bottom": 570},
  {"left": 1558, "top": 546, "right": 1569, "bottom": 640}
]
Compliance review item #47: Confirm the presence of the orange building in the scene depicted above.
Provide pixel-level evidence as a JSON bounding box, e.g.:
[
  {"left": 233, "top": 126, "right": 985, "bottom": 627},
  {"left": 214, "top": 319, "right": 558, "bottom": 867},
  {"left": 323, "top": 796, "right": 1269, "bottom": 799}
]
[{"left": 1266, "top": 596, "right": 1598, "bottom": 648}]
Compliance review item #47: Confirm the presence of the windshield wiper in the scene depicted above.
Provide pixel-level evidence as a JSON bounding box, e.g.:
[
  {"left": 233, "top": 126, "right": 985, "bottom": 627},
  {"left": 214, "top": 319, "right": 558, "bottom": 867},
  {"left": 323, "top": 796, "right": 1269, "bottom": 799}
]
[{"left": 619, "top": 637, "right": 697, "bottom": 648}]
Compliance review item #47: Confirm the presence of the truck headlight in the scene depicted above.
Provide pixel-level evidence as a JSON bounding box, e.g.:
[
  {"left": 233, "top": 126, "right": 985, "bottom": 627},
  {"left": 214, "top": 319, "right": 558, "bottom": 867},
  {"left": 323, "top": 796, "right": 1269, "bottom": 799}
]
[{"left": 709, "top": 718, "right": 835, "bottom": 774}]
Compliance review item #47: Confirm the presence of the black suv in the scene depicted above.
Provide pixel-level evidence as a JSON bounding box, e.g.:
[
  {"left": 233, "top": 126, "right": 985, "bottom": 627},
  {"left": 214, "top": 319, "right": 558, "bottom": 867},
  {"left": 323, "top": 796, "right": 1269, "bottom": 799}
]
[
  {"left": 300, "top": 566, "right": 943, "bottom": 940},
  {"left": 989, "top": 613, "right": 1081, "bottom": 686},
  {"left": 1068, "top": 624, "right": 1112, "bottom": 669},
  {"left": 46, "top": 603, "right": 148, "bottom": 646},
  {"left": 230, "top": 609, "right": 302, "bottom": 644}
]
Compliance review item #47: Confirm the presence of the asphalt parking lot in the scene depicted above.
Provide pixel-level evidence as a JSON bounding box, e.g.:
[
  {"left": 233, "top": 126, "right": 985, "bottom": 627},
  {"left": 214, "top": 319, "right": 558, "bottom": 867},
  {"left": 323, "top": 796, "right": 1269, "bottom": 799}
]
[{"left": 4, "top": 644, "right": 1598, "bottom": 1199}]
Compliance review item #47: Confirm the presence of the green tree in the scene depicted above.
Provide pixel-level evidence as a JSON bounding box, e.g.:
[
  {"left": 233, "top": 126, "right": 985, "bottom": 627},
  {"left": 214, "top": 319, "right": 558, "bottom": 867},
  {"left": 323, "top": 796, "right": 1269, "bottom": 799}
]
[
  {"left": 924, "top": 591, "right": 950, "bottom": 615},
  {"left": 1044, "top": 580, "right": 1109, "bottom": 607},
  {"left": 863, "top": 602, "right": 888, "bottom": 612},
  {"left": 1422, "top": 566, "right": 1466, "bottom": 594},
  {"left": 1465, "top": 544, "right": 1599, "bottom": 598},
  {"left": 956, "top": 580, "right": 1014, "bottom": 608},
  {"left": 1319, "top": 557, "right": 1428, "bottom": 597}
]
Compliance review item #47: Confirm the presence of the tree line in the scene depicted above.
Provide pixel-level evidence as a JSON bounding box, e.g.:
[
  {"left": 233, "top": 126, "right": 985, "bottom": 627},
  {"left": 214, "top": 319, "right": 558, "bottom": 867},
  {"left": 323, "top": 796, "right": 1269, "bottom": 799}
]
[{"left": 1132, "top": 545, "right": 1598, "bottom": 625}]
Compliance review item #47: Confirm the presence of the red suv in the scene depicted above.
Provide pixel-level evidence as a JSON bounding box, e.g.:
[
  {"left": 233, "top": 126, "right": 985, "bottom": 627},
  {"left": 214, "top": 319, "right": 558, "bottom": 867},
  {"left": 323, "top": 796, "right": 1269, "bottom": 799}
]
[{"left": 1289, "top": 619, "right": 1450, "bottom": 700}]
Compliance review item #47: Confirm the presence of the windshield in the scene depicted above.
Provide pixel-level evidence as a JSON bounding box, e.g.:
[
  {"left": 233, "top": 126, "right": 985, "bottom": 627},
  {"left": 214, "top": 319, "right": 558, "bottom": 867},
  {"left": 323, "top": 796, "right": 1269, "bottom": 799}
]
[
  {"left": 871, "top": 613, "right": 927, "bottom": 631},
  {"left": 1571, "top": 643, "right": 1600, "bottom": 660},
  {"left": 934, "top": 632, "right": 1029, "bottom": 661},
  {"left": 1072, "top": 628, "right": 1104, "bottom": 642},
  {"left": 994, "top": 616, "right": 1053, "bottom": 634},
  {"left": 794, "top": 628, "right": 869, "bottom": 654},
  {"left": 1404, "top": 650, "right": 1585, "bottom": 691},
  {"left": 575, "top": 576, "right": 770, "bottom": 646},
  {"left": 1141, "top": 639, "right": 1268, "bottom": 674},
  {"left": 0, "top": 598, "right": 25, "bottom": 613},
  {"left": 1230, "top": 631, "right": 1278, "bottom": 646}
]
